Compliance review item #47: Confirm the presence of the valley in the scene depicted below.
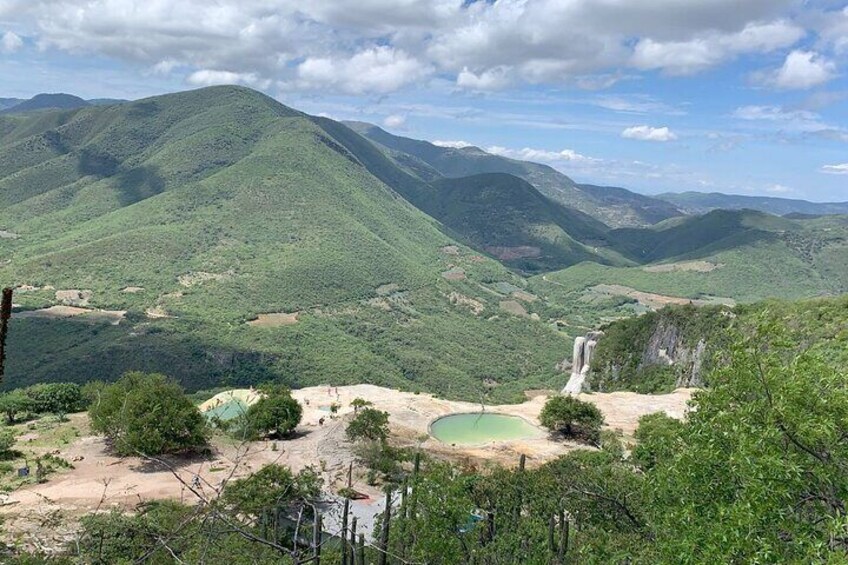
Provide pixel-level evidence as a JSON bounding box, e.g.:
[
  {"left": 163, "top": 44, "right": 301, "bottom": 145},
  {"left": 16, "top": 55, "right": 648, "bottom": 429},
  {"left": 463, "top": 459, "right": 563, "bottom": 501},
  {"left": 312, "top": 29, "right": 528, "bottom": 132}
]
[
  {"left": 2, "top": 86, "right": 846, "bottom": 403},
  {"left": 0, "top": 85, "right": 846, "bottom": 563}
]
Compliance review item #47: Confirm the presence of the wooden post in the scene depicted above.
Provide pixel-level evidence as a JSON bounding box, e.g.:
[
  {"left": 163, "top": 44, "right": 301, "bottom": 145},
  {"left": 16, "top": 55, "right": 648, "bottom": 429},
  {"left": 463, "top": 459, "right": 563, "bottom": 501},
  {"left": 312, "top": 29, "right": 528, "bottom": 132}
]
[
  {"left": 548, "top": 514, "right": 556, "bottom": 555},
  {"left": 0, "top": 287, "right": 13, "bottom": 384},
  {"left": 350, "top": 516, "right": 357, "bottom": 562},
  {"left": 413, "top": 451, "right": 421, "bottom": 476},
  {"left": 378, "top": 487, "right": 392, "bottom": 565},
  {"left": 398, "top": 477, "right": 408, "bottom": 560},
  {"left": 313, "top": 512, "right": 322, "bottom": 565},
  {"left": 557, "top": 510, "right": 567, "bottom": 564},
  {"left": 514, "top": 453, "right": 526, "bottom": 522},
  {"left": 357, "top": 533, "right": 365, "bottom": 565},
  {"left": 348, "top": 462, "right": 353, "bottom": 489},
  {"left": 341, "top": 498, "right": 350, "bottom": 565}
]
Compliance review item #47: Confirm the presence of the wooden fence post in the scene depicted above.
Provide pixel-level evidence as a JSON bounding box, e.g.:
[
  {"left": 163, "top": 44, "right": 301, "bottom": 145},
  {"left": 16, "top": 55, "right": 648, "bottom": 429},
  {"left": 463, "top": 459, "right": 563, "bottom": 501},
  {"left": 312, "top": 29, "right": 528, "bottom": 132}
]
[
  {"left": 313, "top": 512, "right": 322, "bottom": 565},
  {"left": 350, "top": 516, "right": 357, "bottom": 562},
  {"left": 0, "top": 287, "right": 13, "bottom": 384},
  {"left": 378, "top": 486, "right": 392, "bottom": 565},
  {"left": 341, "top": 498, "right": 350, "bottom": 565},
  {"left": 357, "top": 533, "right": 365, "bottom": 565}
]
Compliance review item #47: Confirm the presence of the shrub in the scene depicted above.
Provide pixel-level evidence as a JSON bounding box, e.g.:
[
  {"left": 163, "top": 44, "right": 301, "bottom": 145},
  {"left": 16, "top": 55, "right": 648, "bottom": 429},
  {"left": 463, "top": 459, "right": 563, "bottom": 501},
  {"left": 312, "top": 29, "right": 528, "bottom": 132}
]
[
  {"left": 631, "top": 412, "right": 684, "bottom": 471},
  {"left": 243, "top": 385, "right": 302, "bottom": 440},
  {"left": 25, "top": 383, "right": 86, "bottom": 415},
  {"left": 0, "top": 429, "right": 15, "bottom": 457},
  {"left": 221, "top": 464, "right": 321, "bottom": 518},
  {"left": 88, "top": 372, "right": 207, "bottom": 456},
  {"left": 346, "top": 407, "right": 390, "bottom": 442},
  {"left": 540, "top": 395, "right": 604, "bottom": 443},
  {"left": 0, "top": 391, "right": 36, "bottom": 424}
]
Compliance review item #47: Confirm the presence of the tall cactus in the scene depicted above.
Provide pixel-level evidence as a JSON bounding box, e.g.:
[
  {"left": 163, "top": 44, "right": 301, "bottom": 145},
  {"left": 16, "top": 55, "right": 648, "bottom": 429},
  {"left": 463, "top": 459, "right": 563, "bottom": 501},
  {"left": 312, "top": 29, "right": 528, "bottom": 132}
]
[{"left": 0, "top": 287, "right": 12, "bottom": 385}]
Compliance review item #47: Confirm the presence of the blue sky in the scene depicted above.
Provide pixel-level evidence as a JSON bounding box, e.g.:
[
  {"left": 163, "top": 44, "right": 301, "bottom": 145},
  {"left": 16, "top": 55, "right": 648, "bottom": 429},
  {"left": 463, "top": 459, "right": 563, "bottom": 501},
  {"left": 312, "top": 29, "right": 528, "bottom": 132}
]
[{"left": 1, "top": 0, "right": 847, "bottom": 201}]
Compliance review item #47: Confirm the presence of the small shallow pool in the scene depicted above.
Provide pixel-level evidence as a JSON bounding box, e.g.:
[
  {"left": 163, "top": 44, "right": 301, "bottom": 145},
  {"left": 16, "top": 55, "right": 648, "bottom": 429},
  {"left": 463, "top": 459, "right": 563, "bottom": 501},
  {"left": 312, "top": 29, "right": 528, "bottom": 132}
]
[{"left": 430, "top": 413, "right": 540, "bottom": 445}]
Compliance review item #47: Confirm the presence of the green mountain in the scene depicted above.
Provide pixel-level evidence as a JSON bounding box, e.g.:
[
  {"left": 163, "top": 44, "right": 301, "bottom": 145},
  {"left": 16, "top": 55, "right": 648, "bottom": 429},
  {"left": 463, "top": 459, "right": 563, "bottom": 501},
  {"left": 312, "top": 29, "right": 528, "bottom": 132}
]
[
  {"left": 345, "top": 121, "right": 683, "bottom": 227},
  {"left": 422, "top": 173, "right": 631, "bottom": 272},
  {"left": 658, "top": 191, "right": 848, "bottom": 216},
  {"left": 0, "top": 86, "right": 570, "bottom": 401},
  {"left": 0, "top": 98, "right": 23, "bottom": 111},
  {"left": 531, "top": 211, "right": 848, "bottom": 326},
  {"left": 0, "top": 93, "right": 91, "bottom": 115},
  {"left": 299, "top": 119, "right": 629, "bottom": 273}
]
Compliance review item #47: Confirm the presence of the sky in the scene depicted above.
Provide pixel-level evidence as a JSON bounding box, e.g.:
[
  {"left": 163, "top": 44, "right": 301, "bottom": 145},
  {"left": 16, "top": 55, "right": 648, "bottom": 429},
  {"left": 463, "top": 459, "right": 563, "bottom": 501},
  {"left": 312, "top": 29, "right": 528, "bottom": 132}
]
[{"left": 1, "top": 0, "right": 847, "bottom": 201}]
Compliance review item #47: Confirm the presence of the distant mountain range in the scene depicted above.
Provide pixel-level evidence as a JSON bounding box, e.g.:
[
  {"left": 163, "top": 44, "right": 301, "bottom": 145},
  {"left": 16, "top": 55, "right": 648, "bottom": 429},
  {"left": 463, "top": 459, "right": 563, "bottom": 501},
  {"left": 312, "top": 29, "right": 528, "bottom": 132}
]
[
  {"left": 1, "top": 86, "right": 845, "bottom": 399},
  {"left": 657, "top": 191, "right": 848, "bottom": 217},
  {"left": 0, "top": 93, "right": 126, "bottom": 115}
]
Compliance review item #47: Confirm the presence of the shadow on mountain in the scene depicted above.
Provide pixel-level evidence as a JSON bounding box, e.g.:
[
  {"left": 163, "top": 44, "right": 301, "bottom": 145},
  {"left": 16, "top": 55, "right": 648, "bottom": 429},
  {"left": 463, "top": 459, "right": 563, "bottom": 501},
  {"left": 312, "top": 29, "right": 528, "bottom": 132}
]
[{"left": 115, "top": 165, "right": 166, "bottom": 206}]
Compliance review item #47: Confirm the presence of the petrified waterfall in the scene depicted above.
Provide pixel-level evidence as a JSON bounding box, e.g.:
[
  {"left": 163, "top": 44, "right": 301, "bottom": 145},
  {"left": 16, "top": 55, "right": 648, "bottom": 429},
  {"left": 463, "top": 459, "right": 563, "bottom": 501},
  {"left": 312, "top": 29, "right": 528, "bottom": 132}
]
[{"left": 562, "top": 331, "right": 602, "bottom": 394}]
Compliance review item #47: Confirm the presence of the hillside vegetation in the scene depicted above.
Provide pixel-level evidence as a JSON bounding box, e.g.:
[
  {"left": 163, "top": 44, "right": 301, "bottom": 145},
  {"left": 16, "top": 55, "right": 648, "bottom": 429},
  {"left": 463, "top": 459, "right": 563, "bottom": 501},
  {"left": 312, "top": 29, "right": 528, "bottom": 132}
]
[
  {"left": 589, "top": 294, "right": 848, "bottom": 393},
  {"left": 658, "top": 190, "right": 848, "bottom": 216},
  {"left": 1, "top": 86, "right": 846, "bottom": 402},
  {"left": 0, "top": 86, "right": 571, "bottom": 401},
  {"left": 346, "top": 121, "right": 683, "bottom": 227}
]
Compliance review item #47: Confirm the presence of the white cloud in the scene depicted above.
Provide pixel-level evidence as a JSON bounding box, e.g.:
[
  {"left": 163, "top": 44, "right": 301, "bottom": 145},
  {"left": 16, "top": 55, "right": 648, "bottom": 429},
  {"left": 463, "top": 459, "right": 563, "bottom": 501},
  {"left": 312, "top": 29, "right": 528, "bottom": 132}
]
[
  {"left": 1, "top": 31, "right": 23, "bottom": 53},
  {"left": 0, "top": 0, "right": 829, "bottom": 96},
  {"left": 186, "top": 70, "right": 269, "bottom": 88},
  {"left": 764, "top": 50, "right": 837, "bottom": 90},
  {"left": 621, "top": 125, "right": 678, "bottom": 142},
  {"left": 765, "top": 183, "right": 792, "bottom": 194},
  {"left": 295, "top": 47, "right": 432, "bottom": 94},
  {"left": 486, "top": 145, "right": 600, "bottom": 165},
  {"left": 630, "top": 20, "right": 803, "bottom": 75},
  {"left": 456, "top": 66, "right": 512, "bottom": 91},
  {"left": 383, "top": 114, "right": 406, "bottom": 128},
  {"left": 431, "top": 140, "right": 473, "bottom": 149},
  {"left": 821, "top": 163, "right": 848, "bottom": 175},
  {"left": 732, "top": 105, "right": 818, "bottom": 122}
]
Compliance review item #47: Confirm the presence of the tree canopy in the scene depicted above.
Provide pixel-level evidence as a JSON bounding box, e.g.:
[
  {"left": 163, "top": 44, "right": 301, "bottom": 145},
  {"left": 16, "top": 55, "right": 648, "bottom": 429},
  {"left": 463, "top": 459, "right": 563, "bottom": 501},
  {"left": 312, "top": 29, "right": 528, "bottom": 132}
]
[
  {"left": 539, "top": 395, "right": 604, "bottom": 442},
  {"left": 88, "top": 372, "right": 208, "bottom": 456},
  {"left": 243, "top": 385, "right": 302, "bottom": 440}
]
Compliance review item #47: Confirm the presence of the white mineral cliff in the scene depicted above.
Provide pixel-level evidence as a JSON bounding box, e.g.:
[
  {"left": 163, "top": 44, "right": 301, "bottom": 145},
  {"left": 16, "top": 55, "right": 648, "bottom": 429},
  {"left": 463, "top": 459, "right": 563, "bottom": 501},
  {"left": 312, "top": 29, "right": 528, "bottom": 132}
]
[{"left": 562, "top": 331, "right": 603, "bottom": 394}]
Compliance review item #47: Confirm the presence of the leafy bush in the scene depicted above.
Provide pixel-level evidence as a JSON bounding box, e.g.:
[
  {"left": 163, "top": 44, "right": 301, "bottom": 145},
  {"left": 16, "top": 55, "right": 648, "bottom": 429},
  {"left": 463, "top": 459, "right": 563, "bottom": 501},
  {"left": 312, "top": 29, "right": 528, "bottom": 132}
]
[
  {"left": 0, "top": 391, "right": 36, "bottom": 424},
  {"left": 88, "top": 372, "right": 207, "bottom": 456},
  {"left": 630, "top": 412, "right": 684, "bottom": 471},
  {"left": 24, "top": 383, "right": 86, "bottom": 415},
  {"left": 540, "top": 395, "right": 604, "bottom": 442},
  {"left": 346, "top": 407, "right": 390, "bottom": 442},
  {"left": 221, "top": 464, "right": 321, "bottom": 518},
  {"left": 0, "top": 429, "right": 15, "bottom": 457},
  {"left": 242, "top": 385, "right": 302, "bottom": 440}
]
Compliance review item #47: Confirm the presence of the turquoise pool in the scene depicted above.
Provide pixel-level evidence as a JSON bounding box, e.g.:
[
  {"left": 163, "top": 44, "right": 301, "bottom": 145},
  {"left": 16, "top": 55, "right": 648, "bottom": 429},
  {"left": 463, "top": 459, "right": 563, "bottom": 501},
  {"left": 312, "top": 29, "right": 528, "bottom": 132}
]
[
  {"left": 430, "top": 413, "right": 540, "bottom": 444},
  {"left": 203, "top": 399, "right": 248, "bottom": 421}
]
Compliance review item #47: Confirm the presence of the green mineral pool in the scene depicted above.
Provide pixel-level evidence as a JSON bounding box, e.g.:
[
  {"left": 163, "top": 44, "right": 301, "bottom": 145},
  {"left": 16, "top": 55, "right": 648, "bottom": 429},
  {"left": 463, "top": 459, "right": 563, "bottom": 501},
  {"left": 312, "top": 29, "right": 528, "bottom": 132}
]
[
  {"left": 203, "top": 399, "right": 248, "bottom": 421},
  {"left": 430, "top": 413, "right": 541, "bottom": 444}
]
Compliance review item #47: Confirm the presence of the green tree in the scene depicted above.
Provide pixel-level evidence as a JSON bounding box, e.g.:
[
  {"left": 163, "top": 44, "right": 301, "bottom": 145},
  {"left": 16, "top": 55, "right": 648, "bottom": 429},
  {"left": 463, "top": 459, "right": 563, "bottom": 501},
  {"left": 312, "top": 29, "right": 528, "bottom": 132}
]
[
  {"left": 243, "top": 386, "right": 302, "bottom": 440},
  {"left": 0, "top": 391, "right": 36, "bottom": 424},
  {"left": 351, "top": 397, "right": 372, "bottom": 412},
  {"left": 0, "top": 428, "right": 15, "bottom": 458},
  {"left": 221, "top": 464, "right": 322, "bottom": 519},
  {"left": 630, "top": 412, "right": 684, "bottom": 471},
  {"left": 647, "top": 326, "right": 848, "bottom": 563},
  {"left": 346, "top": 407, "right": 389, "bottom": 442},
  {"left": 88, "top": 372, "right": 207, "bottom": 456},
  {"left": 25, "top": 383, "right": 86, "bottom": 416},
  {"left": 540, "top": 395, "right": 604, "bottom": 442}
]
